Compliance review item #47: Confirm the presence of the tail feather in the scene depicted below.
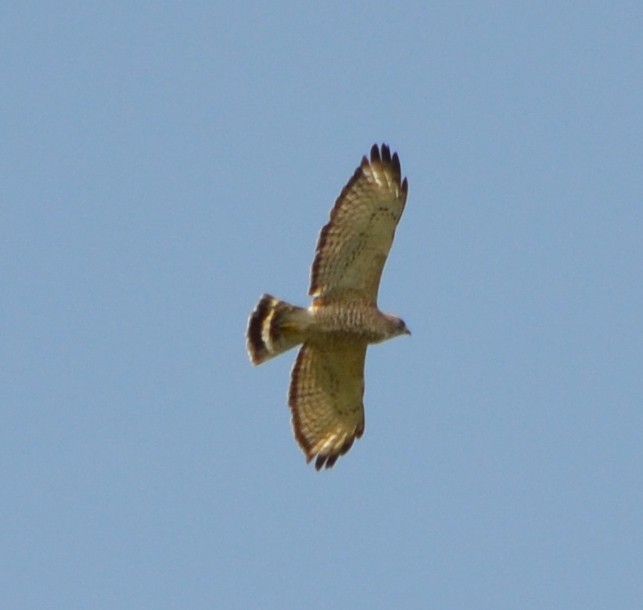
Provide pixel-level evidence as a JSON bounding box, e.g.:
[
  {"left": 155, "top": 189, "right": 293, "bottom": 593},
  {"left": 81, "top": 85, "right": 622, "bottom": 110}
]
[{"left": 246, "top": 294, "right": 310, "bottom": 365}]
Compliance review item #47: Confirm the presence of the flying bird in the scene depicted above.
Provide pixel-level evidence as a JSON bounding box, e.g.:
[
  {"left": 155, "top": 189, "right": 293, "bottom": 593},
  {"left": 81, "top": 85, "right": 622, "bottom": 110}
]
[{"left": 246, "top": 144, "right": 410, "bottom": 470}]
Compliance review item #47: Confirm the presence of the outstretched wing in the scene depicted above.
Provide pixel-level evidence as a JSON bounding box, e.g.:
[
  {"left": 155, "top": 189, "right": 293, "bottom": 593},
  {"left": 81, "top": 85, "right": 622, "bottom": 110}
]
[
  {"left": 289, "top": 342, "right": 367, "bottom": 470},
  {"left": 309, "top": 144, "right": 408, "bottom": 305}
]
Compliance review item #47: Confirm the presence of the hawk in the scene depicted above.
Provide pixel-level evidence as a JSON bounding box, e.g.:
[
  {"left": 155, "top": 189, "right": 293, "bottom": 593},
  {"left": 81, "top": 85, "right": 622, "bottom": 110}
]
[{"left": 246, "top": 144, "right": 409, "bottom": 470}]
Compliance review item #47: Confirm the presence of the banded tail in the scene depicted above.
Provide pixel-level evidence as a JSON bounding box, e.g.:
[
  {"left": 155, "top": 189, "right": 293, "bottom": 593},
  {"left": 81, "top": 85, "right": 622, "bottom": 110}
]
[{"left": 246, "top": 294, "right": 311, "bottom": 365}]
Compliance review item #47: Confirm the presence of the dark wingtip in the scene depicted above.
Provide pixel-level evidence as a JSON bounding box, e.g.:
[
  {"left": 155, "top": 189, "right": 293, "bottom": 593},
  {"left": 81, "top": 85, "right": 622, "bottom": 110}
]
[
  {"left": 391, "top": 152, "right": 401, "bottom": 176},
  {"left": 369, "top": 144, "right": 404, "bottom": 186},
  {"left": 380, "top": 143, "right": 391, "bottom": 164},
  {"left": 370, "top": 143, "right": 381, "bottom": 163},
  {"left": 314, "top": 453, "right": 338, "bottom": 470}
]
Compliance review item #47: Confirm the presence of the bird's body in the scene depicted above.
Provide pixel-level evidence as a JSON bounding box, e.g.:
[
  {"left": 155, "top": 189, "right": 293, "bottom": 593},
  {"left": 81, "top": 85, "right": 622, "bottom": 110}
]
[{"left": 247, "top": 144, "right": 409, "bottom": 469}]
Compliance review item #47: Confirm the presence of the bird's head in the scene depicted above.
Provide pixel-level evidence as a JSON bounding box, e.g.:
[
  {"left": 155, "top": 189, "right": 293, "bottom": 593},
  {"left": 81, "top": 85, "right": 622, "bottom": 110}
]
[
  {"left": 385, "top": 314, "right": 411, "bottom": 338},
  {"left": 396, "top": 318, "right": 411, "bottom": 337}
]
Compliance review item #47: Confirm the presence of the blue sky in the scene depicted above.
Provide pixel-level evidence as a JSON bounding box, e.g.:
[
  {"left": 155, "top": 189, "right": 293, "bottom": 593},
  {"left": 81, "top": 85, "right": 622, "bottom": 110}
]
[{"left": 3, "top": 2, "right": 643, "bottom": 608}]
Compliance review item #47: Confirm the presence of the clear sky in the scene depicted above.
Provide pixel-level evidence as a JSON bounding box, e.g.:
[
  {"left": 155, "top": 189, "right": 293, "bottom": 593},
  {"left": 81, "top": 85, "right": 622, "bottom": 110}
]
[{"left": 3, "top": 3, "right": 643, "bottom": 609}]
